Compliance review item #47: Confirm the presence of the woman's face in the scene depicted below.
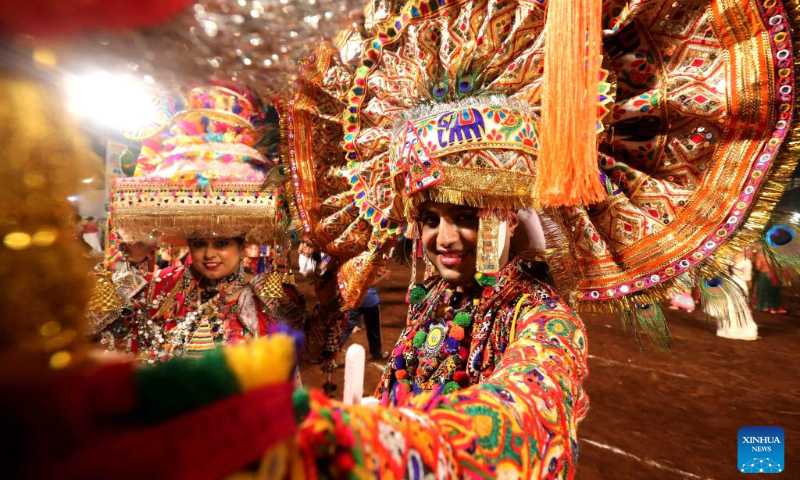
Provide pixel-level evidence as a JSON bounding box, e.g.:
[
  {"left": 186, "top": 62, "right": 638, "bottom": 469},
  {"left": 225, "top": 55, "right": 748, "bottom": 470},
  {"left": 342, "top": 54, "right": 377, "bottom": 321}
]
[{"left": 188, "top": 238, "right": 242, "bottom": 280}]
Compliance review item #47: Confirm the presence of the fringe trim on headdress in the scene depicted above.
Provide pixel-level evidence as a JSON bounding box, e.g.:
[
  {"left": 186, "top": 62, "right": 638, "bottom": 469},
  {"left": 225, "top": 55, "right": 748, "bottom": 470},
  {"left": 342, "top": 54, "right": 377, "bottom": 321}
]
[
  {"left": 537, "top": 208, "right": 582, "bottom": 306},
  {"left": 402, "top": 166, "right": 537, "bottom": 221},
  {"left": 113, "top": 213, "right": 281, "bottom": 244}
]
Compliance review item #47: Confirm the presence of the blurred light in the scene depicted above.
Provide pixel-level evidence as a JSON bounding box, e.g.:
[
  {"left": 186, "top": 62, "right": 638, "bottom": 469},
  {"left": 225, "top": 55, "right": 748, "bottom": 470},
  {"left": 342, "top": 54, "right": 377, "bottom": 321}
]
[
  {"left": 203, "top": 20, "right": 219, "bottom": 37},
  {"left": 82, "top": 177, "right": 94, "bottom": 184},
  {"left": 32, "top": 228, "right": 58, "bottom": 247},
  {"left": 49, "top": 351, "right": 72, "bottom": 370},
  {"left": 32, "top": 47, "right": 58, "bottom": 67},
  {"left": 4, "top": 232, "right": 32, "bottom": 250},
  {"left": 304, "top": 14, "right": 321, "bottom": 28},
  {"left": 66, "top": 72, "right": 159, "bottom": 132},
  {"left": 67, "top": 195, "right": 80, "bottom": 202},
  {"left": 40, "top": 321, "right": 62, "bottom": 337}
]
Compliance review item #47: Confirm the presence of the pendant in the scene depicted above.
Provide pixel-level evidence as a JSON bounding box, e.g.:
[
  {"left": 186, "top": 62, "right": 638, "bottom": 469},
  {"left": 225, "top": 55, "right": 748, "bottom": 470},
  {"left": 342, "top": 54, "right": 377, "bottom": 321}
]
[{"left": 422, "top": 323, "right": 448, "bottom": 358}]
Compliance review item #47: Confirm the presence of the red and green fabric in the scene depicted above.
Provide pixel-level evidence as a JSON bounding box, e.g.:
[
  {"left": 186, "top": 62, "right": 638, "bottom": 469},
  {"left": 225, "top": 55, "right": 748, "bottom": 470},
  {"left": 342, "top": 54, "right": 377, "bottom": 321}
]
[{"left": 4, "top": 334, "right": 300, "bottom": 480}]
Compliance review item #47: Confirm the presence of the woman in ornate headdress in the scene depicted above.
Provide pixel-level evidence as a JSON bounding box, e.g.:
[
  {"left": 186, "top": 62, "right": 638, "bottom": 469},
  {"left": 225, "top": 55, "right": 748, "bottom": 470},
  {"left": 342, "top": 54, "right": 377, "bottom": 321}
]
[
  {"left": 88, "top": 86, "right": 307, "bottom": 360},
  {"left": 283, "top": 0, "right": 799, "bottom": 477}
]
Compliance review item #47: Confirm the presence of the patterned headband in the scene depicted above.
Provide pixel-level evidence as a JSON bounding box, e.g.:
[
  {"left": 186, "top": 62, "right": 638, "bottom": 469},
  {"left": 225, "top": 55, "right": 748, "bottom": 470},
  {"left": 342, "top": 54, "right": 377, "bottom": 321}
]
[{"left": 390, "top": 96, "right": 539, "bottom": 196}]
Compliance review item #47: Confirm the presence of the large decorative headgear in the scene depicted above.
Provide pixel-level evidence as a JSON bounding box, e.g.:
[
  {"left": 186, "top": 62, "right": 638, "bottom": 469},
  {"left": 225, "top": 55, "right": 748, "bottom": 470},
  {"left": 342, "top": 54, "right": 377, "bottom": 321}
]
[
  {"left": 111, "top": 85, "right": 288, "bottom": 244},
  {"left": 286, "top": 0, "right": 799, "bottom": 331}
]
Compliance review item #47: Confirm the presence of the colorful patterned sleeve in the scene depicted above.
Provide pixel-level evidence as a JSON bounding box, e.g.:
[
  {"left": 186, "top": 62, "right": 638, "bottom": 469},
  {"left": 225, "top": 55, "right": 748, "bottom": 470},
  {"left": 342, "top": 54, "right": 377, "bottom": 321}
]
[{"left": 297, "top": 299, "right": 589, "bottom": 479}]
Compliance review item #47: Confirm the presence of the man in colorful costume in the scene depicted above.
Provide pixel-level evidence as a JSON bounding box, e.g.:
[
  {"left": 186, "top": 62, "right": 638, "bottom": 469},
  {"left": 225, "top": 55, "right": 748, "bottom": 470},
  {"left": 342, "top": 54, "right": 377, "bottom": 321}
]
[
  {"left": 88, "top": 85, "right": 307, "bottom": 360},
  {"left": 284, "top": 0, "right": 799, "bottom": 477},
  {"left": 2, "top": 0, "right": 799, "bottom": 478}
]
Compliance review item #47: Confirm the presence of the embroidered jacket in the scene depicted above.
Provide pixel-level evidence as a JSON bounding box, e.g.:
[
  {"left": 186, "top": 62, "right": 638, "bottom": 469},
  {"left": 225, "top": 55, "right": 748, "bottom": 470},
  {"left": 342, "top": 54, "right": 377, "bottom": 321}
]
[{"left": 298, "top": 259, "right": 589, "bottom": 479}]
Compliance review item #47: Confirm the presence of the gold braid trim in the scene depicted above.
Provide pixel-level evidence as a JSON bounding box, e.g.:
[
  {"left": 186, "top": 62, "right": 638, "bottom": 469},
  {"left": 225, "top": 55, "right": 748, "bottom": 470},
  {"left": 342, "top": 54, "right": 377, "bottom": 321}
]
[
  {"left": 538, "top": 208, "right": 583, "bottom": 306},
  {"left": 403, "top": 167, "right": 538, "bottom": 220}
]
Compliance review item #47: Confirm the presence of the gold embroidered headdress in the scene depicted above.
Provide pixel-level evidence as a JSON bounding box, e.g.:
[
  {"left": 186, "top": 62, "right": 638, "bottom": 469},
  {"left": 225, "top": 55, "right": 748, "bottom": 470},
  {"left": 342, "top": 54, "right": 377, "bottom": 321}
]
[
  {"left": 286, "top": 0, "right": 800, "bottom": 336},
  {"left": 111, "top": 86, "right": 288, "bottom": 245}
]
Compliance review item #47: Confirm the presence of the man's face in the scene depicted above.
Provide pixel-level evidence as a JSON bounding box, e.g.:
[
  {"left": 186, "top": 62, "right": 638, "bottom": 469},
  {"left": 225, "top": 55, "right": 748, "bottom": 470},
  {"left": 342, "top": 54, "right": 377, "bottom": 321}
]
[
  {"left": 418, "top": 202, "right": 480, "bottom": 288},
  {"left": 188, "top": 238, "right": 242, "bottom": 280}
]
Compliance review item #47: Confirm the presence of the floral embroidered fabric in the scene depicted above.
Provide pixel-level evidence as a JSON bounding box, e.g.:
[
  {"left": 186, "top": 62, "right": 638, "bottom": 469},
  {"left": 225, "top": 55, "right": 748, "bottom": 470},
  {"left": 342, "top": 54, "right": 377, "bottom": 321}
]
[{"left": 297, "top": 272, "right": 588, "bottom": 479}]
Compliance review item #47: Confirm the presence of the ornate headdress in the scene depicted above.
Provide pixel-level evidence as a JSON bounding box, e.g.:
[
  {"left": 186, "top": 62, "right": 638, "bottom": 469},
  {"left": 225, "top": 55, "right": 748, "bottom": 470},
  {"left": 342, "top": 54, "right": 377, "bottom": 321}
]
[
  {"left": 286, "top": 0, "right": 799, "bottom": 335},
  {"left": 111, "top": 85, "right": 288, "bottom": 244}
]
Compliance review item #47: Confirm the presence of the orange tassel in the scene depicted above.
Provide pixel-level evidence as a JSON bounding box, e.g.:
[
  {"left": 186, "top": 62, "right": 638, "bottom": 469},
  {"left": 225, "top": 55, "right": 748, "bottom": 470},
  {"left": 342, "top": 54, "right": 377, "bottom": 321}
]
[{"left": 536, "top": 0, "right": 606, "bottom": 207}]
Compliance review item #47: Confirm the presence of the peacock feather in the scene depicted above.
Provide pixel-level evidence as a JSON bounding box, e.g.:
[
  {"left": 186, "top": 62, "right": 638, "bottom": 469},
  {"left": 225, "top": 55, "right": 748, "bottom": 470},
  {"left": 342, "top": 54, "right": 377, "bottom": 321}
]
[
  {"left": 699, "top": 272, "right": 753, "bottom": 330},
  {"left": 620, "top": 303, "right": 670, "bottom": 349},
  {"left": 760, "top": 211, "right": 800, "bottom": 287}
]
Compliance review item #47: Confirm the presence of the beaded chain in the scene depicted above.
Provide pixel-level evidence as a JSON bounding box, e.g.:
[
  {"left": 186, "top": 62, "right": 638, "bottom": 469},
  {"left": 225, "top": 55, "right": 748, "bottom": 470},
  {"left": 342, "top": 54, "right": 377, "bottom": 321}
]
[
  {"left": 120, "top": 267, "right": 246, "bottom": 361},
  {"left": 380, "top": 258, "right": 552, "bottom": 399},
  {"left": 394, "top": 280, "right": 485, "bottom": 394}
]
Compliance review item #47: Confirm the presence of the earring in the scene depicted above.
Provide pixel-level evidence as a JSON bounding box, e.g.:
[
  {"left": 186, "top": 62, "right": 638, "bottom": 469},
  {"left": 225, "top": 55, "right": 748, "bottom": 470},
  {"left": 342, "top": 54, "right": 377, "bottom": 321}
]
[{"left": 237, "top": 258, "right": 245, "bottom": 284}]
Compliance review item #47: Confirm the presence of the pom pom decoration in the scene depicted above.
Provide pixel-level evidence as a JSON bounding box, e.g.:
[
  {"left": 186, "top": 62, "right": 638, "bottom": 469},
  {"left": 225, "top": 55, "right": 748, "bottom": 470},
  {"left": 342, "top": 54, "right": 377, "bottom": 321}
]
[
  {"left": 475, "top": 273, "right": 497, "bottom": 287},
  {"left": 412, "top": 331, "right": 427, "bottom": 348},
  {"left": 406, "top": 284, "right": 427, "bottom": 304},
  {"left": 395, "top": 369, "right": 408, "bottom": 380},
  {"left": 448, "top": 325, "right": 465, "bottom": 342},
  {"left": 394, "top": 355, "right": 406, "bottom": 370},
  {"left": 292, "top": 387, "right": 311, "bottom": 422},
  {"left": 458, "top": 347, "right": 468, "bottom": 361},
  {"left": 453, "top": 371, "right": 469, "bottom": 386},
  {"left": 453, "top": 311, "right": 472, "bottom": 328},
  {"left": 119, "top": 148, "right": 138, "bottom": 176},
  {"left": 443, "top": 381, "right": 461, "bottom": 395},
  {"left": 444, "top": 337, "right": 460, "bottom": 355}
]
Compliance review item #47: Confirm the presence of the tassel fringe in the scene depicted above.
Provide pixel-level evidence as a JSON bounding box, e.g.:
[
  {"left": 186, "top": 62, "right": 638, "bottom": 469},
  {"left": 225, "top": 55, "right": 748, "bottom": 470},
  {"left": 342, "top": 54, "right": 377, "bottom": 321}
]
[{"left": 537, "top": 0, "right": 606, "bottom": 207}]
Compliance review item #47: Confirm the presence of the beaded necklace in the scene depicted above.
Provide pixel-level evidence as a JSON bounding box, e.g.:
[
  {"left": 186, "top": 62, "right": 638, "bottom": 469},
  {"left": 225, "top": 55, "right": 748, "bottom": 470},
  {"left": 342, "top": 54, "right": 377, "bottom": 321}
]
[
  {"left": 393, "top": 281, "right": 484, "bottom": 394},
  {"left": 380, "top": 257, "right": 552, "bottom": 399},
  {"left": 140, "top": 267, "right": 245, "bottom": 360}
]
